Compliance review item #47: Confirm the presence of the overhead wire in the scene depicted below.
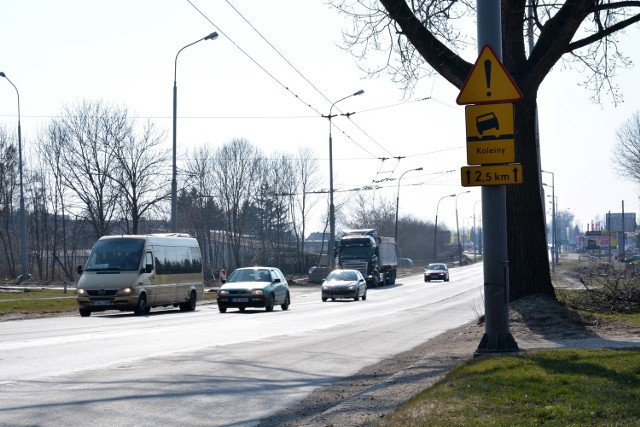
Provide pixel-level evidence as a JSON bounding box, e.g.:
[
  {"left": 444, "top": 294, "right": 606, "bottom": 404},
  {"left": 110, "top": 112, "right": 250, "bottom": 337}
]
[
  {"left": 186, "top": 0, "right": 399, "bottom": 162},
  {"left": 184, "top": 0, "right": 470, "bottom": 193}
]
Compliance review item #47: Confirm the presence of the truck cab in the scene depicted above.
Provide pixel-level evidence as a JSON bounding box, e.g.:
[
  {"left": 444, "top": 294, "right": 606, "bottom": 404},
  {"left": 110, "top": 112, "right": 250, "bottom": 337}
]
[{"left": 337, "top": 229, "right": 397, "bottom": 287}]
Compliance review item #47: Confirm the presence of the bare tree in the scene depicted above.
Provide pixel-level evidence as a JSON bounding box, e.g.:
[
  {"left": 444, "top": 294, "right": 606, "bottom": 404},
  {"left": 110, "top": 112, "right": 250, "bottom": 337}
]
[
  {"left": 25, "top": 165, "right": 48, "bottom": 279},
  {"left": 211, "top": 138, "right": 262, "bottom": 268},
  {"left": 255, "top": 153, "right": 295, "bottom": 267},
  {"left": 0, "top": 126, "right": 19, "bottom": 277},
  {"left": 109, "top": 120, "right": 169, "bottom": 234},
  {"left": 290, "top": 147, "right": 322, "bottom": 270},
  {"left": 613, "top": 111, "right": 640, "bottom": 182},
  {"left": 344, "top": 192, "right": 396, "bottom": 236},
  {"left": 184, "top": 145, "right": 227, "bottom": 276},
  {"left": 37, "top": 120, "right": 84, "bottom": 281},
  {"left": 332, "top": 0, "right": 640, "bottom": 299},
  {"left": 52, "top": 100, "right": 126, "bottom": 239}
]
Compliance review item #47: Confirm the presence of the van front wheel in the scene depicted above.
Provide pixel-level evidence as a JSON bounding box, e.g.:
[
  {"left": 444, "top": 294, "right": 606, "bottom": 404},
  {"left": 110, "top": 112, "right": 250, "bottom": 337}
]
[
  {"left": 79, "top": 308, "right": 91, "bottom": 317},
  {"left": 134, "top": 294, "right": 147, "bottom": 316}
]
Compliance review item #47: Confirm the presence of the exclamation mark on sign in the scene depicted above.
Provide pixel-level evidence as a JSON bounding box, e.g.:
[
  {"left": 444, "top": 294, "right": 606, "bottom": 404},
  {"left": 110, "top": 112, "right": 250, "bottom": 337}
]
[{"left": 484, "top": 59, "right": 492, "bottom": 97}]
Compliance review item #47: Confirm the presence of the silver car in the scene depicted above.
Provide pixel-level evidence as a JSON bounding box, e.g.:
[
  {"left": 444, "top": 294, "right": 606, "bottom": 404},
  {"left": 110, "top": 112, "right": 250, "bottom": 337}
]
[
  {"left": 424, "top": 263, "right": 449, "bottom": 282},
  {"left": 322, "top": 269, "right": 367, "bottom": 302}
]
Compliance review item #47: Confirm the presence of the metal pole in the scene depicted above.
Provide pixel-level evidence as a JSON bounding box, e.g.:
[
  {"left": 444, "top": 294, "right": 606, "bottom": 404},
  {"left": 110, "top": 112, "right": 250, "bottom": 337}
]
[
  {"left": 475, "top": 0, "right": 518, "bottom": 354},
  {"left": 395, "top": 167, "right": 423, "bottom": 243},
  {"left": 456, "top": 191, "right": 469, "bottom": 265},
  {"left": 325, "top": 89, "right": 364, "bottom": 270},
  {"left": 171, "top": 32, "right": 218, "bottom": 233},
  {"left": 607, "top": 211, "right": 612, "bottom": 263},
  {"left": 1, "top": 72, "right": 29, "bottom": 281},
  {"left": 542, "top": 170, "right": 555, "bottom": 271},
  {"left": 433, "top": 194, "right": 455, "bottom": 262},
  {"left": 474, "top": 199, "right": 481, "bottom": 262},
  {"left": 622, "top": 200, "right": 626, "bottom": 261},
  {"left": 551, "top": 196, "right": 559, "bottom": 273}
]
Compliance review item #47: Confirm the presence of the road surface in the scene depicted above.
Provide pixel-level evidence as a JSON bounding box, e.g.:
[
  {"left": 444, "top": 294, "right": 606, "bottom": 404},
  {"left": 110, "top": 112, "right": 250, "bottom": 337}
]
[{"left": 0, "top": 263, "right": 484, "bottom": 426}]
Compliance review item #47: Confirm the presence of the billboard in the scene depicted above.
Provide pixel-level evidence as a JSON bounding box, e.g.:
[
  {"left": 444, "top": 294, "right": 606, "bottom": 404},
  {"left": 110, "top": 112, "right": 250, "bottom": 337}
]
[
  {"left": 606, "top": 213, "right": 636, "bottom": 232},
  {"left": 586, "top": 231, "right": 618, "bottom": 249}
]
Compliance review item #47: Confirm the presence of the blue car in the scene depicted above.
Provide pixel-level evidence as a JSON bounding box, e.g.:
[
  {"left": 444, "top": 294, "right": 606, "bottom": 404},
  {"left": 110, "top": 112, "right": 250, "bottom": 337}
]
[{"left": 217, "top": 267, "right": 290, "bottom": 313}]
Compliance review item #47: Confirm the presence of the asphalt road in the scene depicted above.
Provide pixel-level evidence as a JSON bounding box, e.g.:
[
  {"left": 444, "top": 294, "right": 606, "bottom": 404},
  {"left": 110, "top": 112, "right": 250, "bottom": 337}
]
[{"left": 0, "top": 263, "right": 484, "bottom": 426}]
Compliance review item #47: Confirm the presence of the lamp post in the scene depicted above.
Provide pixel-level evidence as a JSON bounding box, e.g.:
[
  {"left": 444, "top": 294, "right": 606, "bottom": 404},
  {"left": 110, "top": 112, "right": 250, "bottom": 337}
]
[
  {"left": 434, "top": 194, "right": 455, "bottom": 261},
  {"left": 171, "top": 31, "right": 219, "bottom": 233},
  {"left": 551, "top": 196, "right": 558, "bottom": 267},
  {"left": 473, "top": 199, "right": 481, "bottom": 262},
  {"left": 455, "top": 190, "right": 470, "bottom": 265},
  {"left": 1, "top": 72, "right": 29, "bottom": 281},
  {"left": 542, "top": 170, "right": 555, "bottom": 273},
  {"left": 394, "top": 167, "right": 423, "bottom": 243},
  {"left": 324, "top": 89, "right": 364, "bottom": 270}
]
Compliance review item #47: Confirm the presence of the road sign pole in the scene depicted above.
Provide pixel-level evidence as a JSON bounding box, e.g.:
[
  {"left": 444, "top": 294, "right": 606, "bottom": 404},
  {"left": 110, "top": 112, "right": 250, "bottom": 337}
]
[{"left": 475, "top": 0, "right": 518, "bottom": 355}]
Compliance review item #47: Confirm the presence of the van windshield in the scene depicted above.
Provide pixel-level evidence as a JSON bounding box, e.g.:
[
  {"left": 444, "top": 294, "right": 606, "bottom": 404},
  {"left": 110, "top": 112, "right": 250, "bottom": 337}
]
[{"left": 85, "top": 238, "right": 145, "bottom": 272}]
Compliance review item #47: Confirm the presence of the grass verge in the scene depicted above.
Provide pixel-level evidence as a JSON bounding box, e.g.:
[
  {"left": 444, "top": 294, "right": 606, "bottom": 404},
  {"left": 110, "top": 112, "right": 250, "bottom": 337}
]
[
  {"left": 384, "top": 348, "right": 640, "bottom": 426},
  {"left": 381, "top": 255, "right": 640, "bottom": 426},
  {"left": 0, "top": 287, "right": 217, "bottom": 316}
]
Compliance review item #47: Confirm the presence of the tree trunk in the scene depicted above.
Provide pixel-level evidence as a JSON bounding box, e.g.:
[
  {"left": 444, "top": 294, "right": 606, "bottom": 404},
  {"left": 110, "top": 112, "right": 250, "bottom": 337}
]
[{"left": 507, "top": 97, "right": 555, "bottom": 300}]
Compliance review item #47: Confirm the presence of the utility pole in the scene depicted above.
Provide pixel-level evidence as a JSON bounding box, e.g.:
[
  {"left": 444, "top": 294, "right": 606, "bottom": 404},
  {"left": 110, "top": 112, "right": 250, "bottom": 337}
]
[{"left": 473, "top": 0, "right": 519, "bottom": 355}]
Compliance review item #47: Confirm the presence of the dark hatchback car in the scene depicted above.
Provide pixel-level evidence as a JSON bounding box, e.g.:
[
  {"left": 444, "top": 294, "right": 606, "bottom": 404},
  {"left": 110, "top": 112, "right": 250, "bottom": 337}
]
[
  {"left": 424, "top": 263, "right": 449, "bottom": 282},
  {"left": 321, "top": 269, "right": 367, "bottom": 302}
]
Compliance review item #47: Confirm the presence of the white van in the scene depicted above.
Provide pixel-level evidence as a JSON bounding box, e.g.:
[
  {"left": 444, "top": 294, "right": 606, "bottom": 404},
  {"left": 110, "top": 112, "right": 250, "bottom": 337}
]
[{"left": 76, "top": 234, "right": 204, "bottom": 317}]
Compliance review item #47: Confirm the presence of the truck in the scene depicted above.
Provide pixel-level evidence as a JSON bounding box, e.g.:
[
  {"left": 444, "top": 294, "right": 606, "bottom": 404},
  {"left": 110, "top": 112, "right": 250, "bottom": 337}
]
[{"left": 336, "top": 228, "right": 398, "bottom": 287}]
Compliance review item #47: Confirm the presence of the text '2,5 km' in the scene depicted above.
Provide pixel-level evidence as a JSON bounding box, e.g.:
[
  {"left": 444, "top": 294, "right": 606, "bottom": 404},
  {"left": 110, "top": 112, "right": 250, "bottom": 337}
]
[{"left": 460, "top": 164, "right": 523, "bottom": 187}]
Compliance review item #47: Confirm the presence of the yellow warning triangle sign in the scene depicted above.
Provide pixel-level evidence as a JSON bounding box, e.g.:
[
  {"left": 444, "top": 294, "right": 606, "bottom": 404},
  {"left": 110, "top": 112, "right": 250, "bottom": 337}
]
[{"left": 456, "top": 45, "right": 522, "bottom": 105}]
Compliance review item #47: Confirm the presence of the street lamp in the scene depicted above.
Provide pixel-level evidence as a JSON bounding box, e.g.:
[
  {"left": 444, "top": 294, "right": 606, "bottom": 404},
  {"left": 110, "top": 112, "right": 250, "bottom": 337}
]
[
  {"left": 550, "top": 195, "right": 558, "bottom": 268},
  {"left": 473, "top": 199, "right": 481, "bottom": 262},
  {"left": 433, "top": 194, "right": 455, "bottom": 261},
  {"left": 171, "top": 31, "right": 219, "bottom": 233},
  {"left": 324, "top": 89, "right": 364, "bottom": 270},
  {"left": 456, "top": 190, "right": 470, "bottom": 265},
  {"left": 542, "top": 170, "right": 555, "bottom": 272},
  {"left": 1, "top": 72, "right": 29, "bottom": 281},
  {"left": 394, "top": 167, "right": 423, "bottom": 243}
]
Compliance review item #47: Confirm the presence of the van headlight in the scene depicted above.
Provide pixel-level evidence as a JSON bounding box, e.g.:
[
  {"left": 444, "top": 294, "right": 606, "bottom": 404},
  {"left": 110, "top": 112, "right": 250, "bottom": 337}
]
[
  {"left": 77, "top": 288, "right": 87, "bottom": 296},
  {"left": 118, "top": 287, "right": 134, "bottom": 295}
]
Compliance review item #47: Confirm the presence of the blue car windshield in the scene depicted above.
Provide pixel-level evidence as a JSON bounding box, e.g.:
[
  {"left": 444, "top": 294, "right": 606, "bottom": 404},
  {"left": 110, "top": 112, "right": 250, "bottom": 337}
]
[{"left": 227, "top": 269, "right": 271, "bottom": 282}]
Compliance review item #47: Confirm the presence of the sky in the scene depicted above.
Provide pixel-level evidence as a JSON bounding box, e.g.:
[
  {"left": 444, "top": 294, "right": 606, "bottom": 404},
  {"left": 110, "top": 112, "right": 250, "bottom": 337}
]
[{"left": 1, "top": 0, "right": 639, "bottom": 239}]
